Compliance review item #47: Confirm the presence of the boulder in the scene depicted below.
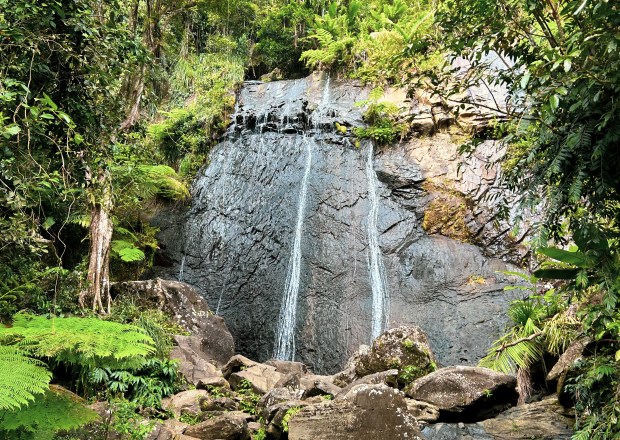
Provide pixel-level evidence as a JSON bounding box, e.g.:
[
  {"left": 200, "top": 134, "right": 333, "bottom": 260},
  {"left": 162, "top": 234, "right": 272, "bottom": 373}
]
[
  {"left": 421, "top": 422, "right": 494, "bottom": 440},
  {"left": 147, "top": 420, "right": 190, "bottom": 440},
  {"left": 163, "top": 390, "right": 208, "bottom": 418},
  {"left": 111, "top": 279, "right": 234, "bottom": 366},
  {"left": 184, "top": 411, "right": 250, "bottom": 440},
  {"left": 170, "top": 336, "right": 225, "bottom": 386},
  {"left": 336, "top": 369, "right": 398, "bottom": 399},
  {"left": 405, "top": 399, "right": 440, "bottom": 423},
  {"left": 222, "top": 355, "right": 258, "bottom": 379},
  {"left": 259, "top": 387, "right": 305, "bottom": 419},
  {"left": 299, "top": 374, "right": 341, "bottom": 398},
  {"left": 274, "top": 372, "right": 301, "bottom": 389},
  {"left": 405, "top": 366, "right": 518, "bottom": 421},
  {"left": 288, "top": 384, "right": 424, "bottom": 440},
  {"left": 229, "top": 363, "right": 284, "bottom": 395},
  {"left": 354, "top": 326, "right": 436, "bottom": 384},
  {"left": 332, "top": 345, "right": 370, "bottom": 387},
  {"left": 196, "top": 375, "right": 230, "bottom": 390},
  {"left": 264, "top": 400, "right": 308, "bottom": 438},
  {"left": 199, "top": 396, "right": 238, "bottom": 412},
  {"left": 265, "top": 359, "right": 308, "bottom": 376},
  {"left": 479, "top": 395, "right": 574, "bottom": 439}
]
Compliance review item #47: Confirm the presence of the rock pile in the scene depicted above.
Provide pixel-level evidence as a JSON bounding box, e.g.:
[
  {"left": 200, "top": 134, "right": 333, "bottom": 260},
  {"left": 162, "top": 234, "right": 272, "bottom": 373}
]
[{"left": 112, "top": 280, "right": 573, "bottom": 440}]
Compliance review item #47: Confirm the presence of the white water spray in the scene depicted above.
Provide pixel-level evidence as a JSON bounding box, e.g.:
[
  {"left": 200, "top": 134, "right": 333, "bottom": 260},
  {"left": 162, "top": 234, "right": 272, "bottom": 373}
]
[
  {"left": 366, "top": 143, "right": 389, "bottom": 340},
  {"left": 273, "top": 138, "right": 313, "bottom": 360},
  {"left": 178, "top": 255, "right": 186, "bottom": 282}
]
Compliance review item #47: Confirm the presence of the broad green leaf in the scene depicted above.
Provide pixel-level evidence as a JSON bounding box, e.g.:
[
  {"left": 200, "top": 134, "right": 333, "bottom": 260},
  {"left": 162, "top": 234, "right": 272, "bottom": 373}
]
[
  {"left": 520, "top": 71, "right": 531, "bottom": 89},
  {"left": 533, "top": 268, "right": 580, "bottom": 280},
  {"left": 563, "top": 59, "right": 572, "bottom": 72},
  {"left": 550, "top": 95, "right": 560, "bottom": 110},
  {"left": 42, "top": 217, "right": 56, "bottom": 230},
  {"left": 5, "top": 125, "right": 21, "bottom": 135},
  {"left": 537, "top": 247, "right": 587, "bottom": 266}
]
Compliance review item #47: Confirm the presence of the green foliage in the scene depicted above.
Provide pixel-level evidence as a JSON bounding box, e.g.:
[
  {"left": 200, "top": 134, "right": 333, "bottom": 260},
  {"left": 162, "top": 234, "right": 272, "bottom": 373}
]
[
  {"left": 179, "top": 412, "right": 202, "bottom": 425},
  {"left": 566, "top": 355, "right": 620, "bottom": 440},
  {"left": 0, "top": 386, "right": 99, "bottom": 440},
  {"left": 480, "top": 273, "right": 579, "bottom": 375},
  {"left": 89, "top": 358, "right": 179, "bottom": 408},
  {"left": 281, "top": 406, "right": 303, "bottom": 433},
  {"left": 301, "top": 0, "right": 438, "bottom": 85},
  {"left": 0, "top": 314, "right": 154, "bottom": 366},
  {"left": 354, "top": 93, "right": 407, "bottom": 145},
  {"left": 251, "top": 0, "right": 314, "bottom": 77},
  {"left": 147, "top": 48, "right": 245, "bottom": 177},
  {"left": 205, "top": 385, "right": 230, "bottom": 399},
  {"left": 252, "top": 427, "right": 268, "bottom": 440},
  {"left": 0, "top": 346, "right": 51, "bottom": 411},
  {"left": 236, "top": 379, "right": 261, "bottom": 415},
  {"left": 109, "top": 398, "right": 154, "bottom": 440},
  {"left": 432, "top": 0, "right": 620, "bottom": 240}
]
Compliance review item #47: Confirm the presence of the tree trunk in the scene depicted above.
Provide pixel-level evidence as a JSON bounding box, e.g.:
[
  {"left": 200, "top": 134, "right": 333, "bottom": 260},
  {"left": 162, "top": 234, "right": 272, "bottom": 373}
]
[
  {"left": 79, "top": 171, "right": 113, "bottom": 314},
  {"left": 120, "top": 65, "right": 146, "bottom": 131}
]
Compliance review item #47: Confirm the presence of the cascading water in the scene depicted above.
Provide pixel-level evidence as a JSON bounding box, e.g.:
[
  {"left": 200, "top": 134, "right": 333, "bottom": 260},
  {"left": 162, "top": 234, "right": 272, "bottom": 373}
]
[
  {"left": 273, "top": 76, "right": 331, "bottom": 360},
  {"left": 273, "top": 137, "right": 313, "bottom": 360},
  {"left": 178, "top": 254, "right": 186, "bottom": 282},
  {"left": 366, "top": 143, "right": 389, "bottom": 340}
]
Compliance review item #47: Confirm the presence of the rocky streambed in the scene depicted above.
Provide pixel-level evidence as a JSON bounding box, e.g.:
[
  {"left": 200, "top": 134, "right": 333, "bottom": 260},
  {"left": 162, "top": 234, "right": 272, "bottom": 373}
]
[{"left": 112, "top": 280, "right": 575, "bottom": 440}]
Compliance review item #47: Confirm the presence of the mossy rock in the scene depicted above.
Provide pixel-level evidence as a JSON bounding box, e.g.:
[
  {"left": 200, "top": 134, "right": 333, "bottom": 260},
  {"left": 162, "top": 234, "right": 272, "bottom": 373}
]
[{"left": 354, "top": 326, "right": 437, "bottom": 386}]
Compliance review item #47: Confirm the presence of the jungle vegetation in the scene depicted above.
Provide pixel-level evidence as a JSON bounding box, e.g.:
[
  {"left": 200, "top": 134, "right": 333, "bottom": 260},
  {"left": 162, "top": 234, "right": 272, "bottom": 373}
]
[{"left": 0, "top": 0, "right": 619, "bottom": 438}]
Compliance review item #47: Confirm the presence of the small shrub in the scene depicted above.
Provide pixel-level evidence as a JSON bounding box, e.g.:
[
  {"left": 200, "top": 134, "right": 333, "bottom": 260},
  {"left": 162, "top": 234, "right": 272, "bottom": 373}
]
[
  {"left": 179, "top": 412, "right": 201, "bottom": 425},
  {"left": 281, "top": 406, "right": 303, "bottom": 433},
  {"left": 252, "top": 427, "right": 268, "bottom": 440},
  {"left": 237, "top": 380, "right": 260, "bottom": 415}
]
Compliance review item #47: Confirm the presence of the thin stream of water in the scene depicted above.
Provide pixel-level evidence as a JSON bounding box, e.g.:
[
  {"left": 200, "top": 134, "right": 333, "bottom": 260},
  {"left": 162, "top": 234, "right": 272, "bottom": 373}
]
[
  {"left": 366, "top": 143, "right": 389, "bottom": 340},
  {"left": 273, "top": 137, "right": 313, "bottom": 360}
]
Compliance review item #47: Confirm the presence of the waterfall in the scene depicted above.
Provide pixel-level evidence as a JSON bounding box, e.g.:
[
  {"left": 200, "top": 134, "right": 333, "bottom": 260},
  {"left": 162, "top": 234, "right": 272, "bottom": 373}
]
[
  {"left": 273, "top": 76, "right": 331, "bottom": 360},
  {"left": 366, "top": 143, "right": 389, "bottom": 340},
  {"left": 273, "top": 137, "right": 314, "bottom": 360},
  {"left": 178, "top": 254, "right": 186, "bottom": 282}
]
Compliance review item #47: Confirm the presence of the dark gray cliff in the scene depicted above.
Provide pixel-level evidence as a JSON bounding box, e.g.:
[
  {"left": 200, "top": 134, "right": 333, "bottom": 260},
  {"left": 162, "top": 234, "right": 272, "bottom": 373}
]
[{"left": 153, "top": 73, "right": 524, "bottom": 373}]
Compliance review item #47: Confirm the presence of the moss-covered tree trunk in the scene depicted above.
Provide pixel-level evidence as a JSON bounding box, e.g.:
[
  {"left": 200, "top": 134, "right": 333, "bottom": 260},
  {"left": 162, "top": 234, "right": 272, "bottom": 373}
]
[{"left": 79, "top": 172, "right": 113, "bottom": 313}]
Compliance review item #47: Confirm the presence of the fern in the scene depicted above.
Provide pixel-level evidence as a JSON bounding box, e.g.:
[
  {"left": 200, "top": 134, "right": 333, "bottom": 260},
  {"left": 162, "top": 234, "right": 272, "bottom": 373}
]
[
  {"left": 0, "top": 346, "right": 51, "bottom": 411},
  {"left": 0, "top": 385, "right": 98, "bottom": 440},
  {"left": 0, "top": 314, "right": 155, "bottom": 369},
  {"left": 111, "top": 240, "right": 146, "bottom": 262}
]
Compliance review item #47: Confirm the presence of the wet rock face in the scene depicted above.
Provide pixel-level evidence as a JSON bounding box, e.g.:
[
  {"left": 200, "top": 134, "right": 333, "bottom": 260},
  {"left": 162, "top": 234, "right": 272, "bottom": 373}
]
[{"left": 153, "top": 74, "right": 523, "bottom": 373}]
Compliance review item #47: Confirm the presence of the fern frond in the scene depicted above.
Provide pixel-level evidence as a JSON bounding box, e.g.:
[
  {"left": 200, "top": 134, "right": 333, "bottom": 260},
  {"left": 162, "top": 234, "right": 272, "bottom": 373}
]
[
  {"left": 0, "top": 385, "right": 98, "bottom": 439},
  {"left": 111, "top": 240, "right": 146, "bottom": 262},
  {"left": 313, "top": 28, "right": 335, "bottom": 47},
  {"left": 0, "top": 314, "right": 155, "bottom": 369},
  {"left": 0, "top": 346, "right": 51, "bottom": 411},
  {"left": 67, "top": 213, "right": 91, "bottom": 228}
]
